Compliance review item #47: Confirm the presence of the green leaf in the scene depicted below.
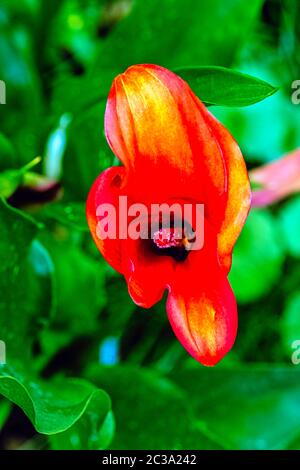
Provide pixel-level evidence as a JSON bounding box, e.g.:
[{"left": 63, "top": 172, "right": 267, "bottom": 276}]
[
  {"left": 39, "top": 232, "right": 107, "bottom": 335},
  {"left": 170, "top": 366, "right": 300, "bottom": 450},
  {"left": 0, "top": 364, "right": 113, "bottom": 449},
  {"left": 50, "top": 409, "right": 115, "bottom": 451},
  {"left": 0, "top": 199, "right": 51, "bottom": 360},
  {"left": 104, "top": 276, "right": 137, "bottom": 338},
  {"left": 38, "top": 201, "right": 88, "bottom": 232},
  {"left": 53, "top": 0, "right": 263, "bottom": 118},
  {"left": 0, "top": 200, "right": 113, "bottom": 448},
  {"left": 0, "top": 156, "right": 41, "bottom": 198},
  {"left": 174, "top": 66, "right": 278, "bottom": 107},
  {"left": 93, "top": 0, "right": 263, "bottom": 72},
  {"left": 85, "top": 364, "right": 223, "bottom": 450},
  {"left": 229, "top": 209, "right": 285, "bottom": 303}
]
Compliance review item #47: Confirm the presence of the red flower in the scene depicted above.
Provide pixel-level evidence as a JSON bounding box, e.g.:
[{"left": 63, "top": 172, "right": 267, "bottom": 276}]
[{"left": 86, "top": 64, "right": 251, "bottom": 366}]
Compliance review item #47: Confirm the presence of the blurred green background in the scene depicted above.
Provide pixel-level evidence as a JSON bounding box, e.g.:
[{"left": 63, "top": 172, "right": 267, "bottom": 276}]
[{"left": 1, "top": 0, "right": 300, "bottom": 450}]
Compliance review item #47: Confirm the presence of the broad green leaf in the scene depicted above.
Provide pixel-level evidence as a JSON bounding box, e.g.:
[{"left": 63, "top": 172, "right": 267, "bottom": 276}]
[
  {"left": 50, "top": 409, "right": 114, "bottom": 451},
  {"left": 38, "top": 201, "right": 88, "bottom": 232},
  {"left": 0, "top": 200, "right": 113, "bottom": 448},
  {"left": 39, "top": 232, "right": 106, "bottom": 335},
  {"left": 85, "top": 364, "right": 223, "bottom": 450},
  {"left": 229, "top": 209, "right": 285, "bottom": 303},
  {"left": 119, "top": 302, "right": 172, "bottom": 367},
  {"left": 175, "top": 66, "right": 278, "bottom": 107},
  {"left": 170, "top": 366, "right": 300, "bottom": 450},
  {"left": 53, "top": 0, "right": 263, "bottom": 117},
  {"left": 0, "top": 364, "right": 113, "bottom": 449},
  {"left": 104, "top": 276, "right": 137, "bottom": 337},
  {"left": 0, "top": 199, "right": 52, "bottom": 360},
  {"left": 92, "top": 0, "right": 263, "bottom": 72}
]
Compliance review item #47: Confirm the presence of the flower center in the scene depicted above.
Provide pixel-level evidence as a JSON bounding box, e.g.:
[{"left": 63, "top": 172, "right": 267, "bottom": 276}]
[{"left": 151, "top": 227, "right": 191, "bottom": 262}]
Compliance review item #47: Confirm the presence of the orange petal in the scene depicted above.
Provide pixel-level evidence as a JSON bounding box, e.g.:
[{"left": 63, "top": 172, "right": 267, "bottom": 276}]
[
  {"left": 167, "top": 247, "right": 237, "bottom": 366},
  {"left": 105, "top": 64, "right": 227, "bottom": 227},
  {"left": 123, "top": 236, "right": 174, "bottom": 308}
]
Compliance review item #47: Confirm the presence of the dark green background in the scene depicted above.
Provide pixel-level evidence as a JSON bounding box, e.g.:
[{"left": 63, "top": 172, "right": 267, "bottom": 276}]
[{"left": 0, "top": 0, "right": 300, "bottom": 450}]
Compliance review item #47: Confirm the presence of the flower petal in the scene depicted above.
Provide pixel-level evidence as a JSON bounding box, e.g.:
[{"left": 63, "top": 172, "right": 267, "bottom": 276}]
[
  {"left": 105, "top": 64, "right": 227, "bottom": 226},
  {"left": 122, "top": 233, "right": 174, "bottom": 308},
  {"left": 166, "top": 223, "right": 237, "bottom": 366},
  {"left": 86, "top": 167, "right": 126, "bottom": 273}
]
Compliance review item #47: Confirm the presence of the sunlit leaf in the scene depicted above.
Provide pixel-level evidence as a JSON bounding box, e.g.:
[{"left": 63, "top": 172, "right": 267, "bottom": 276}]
[
  {"left": 85, "top": 364, "right": 223, "bottom": 450},
  {"left": 0, "top": 364, "right": 113, "bottom": 449},
  {"left": 175, "top": 66, "right": 278, "bottom": 107},
  {"left": 170, "top": 366, "right": 300, "bottom": 450}
]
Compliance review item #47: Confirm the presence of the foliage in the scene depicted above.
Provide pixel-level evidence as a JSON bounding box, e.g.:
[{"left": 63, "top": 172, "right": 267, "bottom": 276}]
[{"left": 0, "top": 0, "right": 300, "bottom": 450}]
